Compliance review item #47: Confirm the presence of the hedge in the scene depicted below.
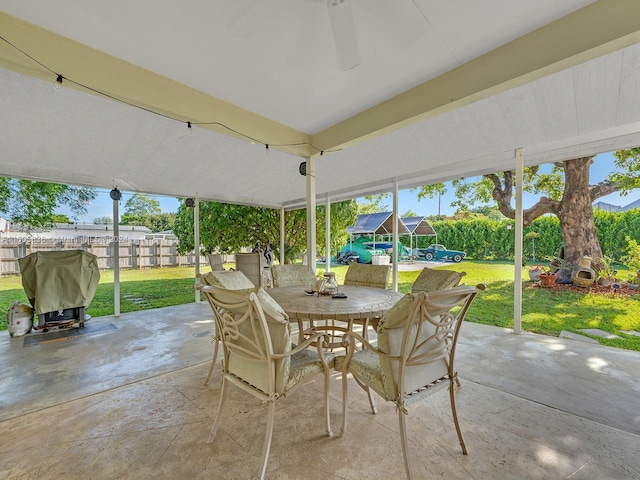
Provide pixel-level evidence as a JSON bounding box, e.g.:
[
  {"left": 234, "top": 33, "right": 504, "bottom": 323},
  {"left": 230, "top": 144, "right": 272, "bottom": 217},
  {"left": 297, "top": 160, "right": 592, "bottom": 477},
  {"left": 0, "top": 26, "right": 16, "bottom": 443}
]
[{"left": 408, "top": 209, "right": 640, "bottom": 264}]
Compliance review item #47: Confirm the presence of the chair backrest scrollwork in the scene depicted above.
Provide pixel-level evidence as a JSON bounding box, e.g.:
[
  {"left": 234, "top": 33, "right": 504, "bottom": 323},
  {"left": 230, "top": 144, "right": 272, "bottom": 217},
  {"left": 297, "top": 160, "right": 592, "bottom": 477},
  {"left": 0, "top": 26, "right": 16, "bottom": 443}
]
[
  {"left": 376, "top": 284, "right": 483, "bottom": 401},
  {"left": 201, "top": 285, "right": 292, "bottom": 395}
]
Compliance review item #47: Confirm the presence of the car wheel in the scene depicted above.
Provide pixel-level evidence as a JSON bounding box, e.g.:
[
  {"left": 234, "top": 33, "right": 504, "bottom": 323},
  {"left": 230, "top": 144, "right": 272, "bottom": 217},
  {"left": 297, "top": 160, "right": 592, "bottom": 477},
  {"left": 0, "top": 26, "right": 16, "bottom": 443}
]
[
  {"left": 425, "top": 252, "right": 434, "bottom": 261},
  {"left": 453, "top": 254, "right": 463, "bottom": 263}
]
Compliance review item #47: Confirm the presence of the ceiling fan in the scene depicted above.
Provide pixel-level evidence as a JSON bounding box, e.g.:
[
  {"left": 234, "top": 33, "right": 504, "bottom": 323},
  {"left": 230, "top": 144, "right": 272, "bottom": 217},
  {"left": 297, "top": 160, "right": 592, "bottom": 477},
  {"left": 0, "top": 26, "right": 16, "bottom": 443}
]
[
  {"left": 227, "top": 0, "right": 361, "bottom": 71},
  {"left": 326, "top": 0, "right": 360, "bottom": 70}
]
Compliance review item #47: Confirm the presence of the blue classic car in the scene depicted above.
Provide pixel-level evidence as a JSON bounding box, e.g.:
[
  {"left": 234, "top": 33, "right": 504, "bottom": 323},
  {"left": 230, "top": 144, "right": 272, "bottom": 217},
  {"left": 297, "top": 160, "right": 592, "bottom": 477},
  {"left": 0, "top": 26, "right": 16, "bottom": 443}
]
[{"left": 418, "top": 244, "right": 466, "bottom": 263}]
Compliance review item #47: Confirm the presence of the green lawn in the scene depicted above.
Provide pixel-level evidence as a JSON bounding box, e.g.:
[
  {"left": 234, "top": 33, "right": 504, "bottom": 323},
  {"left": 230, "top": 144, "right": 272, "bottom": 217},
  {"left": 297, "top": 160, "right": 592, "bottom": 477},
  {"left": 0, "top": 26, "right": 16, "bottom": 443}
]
[{"left": 2, "top": 261, "right": 639, "bottom": 351}]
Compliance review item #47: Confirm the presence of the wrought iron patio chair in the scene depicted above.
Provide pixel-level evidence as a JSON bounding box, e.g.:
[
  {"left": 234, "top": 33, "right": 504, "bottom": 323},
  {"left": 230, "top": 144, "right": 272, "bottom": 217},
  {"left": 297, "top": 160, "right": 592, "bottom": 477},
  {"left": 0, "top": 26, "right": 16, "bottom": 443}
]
[
  {"left": 201, "top": 285, "right": 334, "bottom": 480},
  {"left": 198, "top": 270, "right": 255, "bottom": 386},
  {"left": 337, "top": 284, "right": 484, "bottom": 480}
]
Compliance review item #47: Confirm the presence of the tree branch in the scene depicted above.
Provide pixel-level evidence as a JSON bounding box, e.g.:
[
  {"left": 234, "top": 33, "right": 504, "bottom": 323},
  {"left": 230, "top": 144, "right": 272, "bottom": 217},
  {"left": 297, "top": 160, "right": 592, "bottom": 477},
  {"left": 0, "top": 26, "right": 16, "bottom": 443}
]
[
  {"left": 487, "top": 171, "right": 560, "bottom": 225},
  {"left": 522, "top": 197, "right": 559, "bottom": 225},
  {"left": 590, "top": 180, "right": 624, "bottom": 201}
]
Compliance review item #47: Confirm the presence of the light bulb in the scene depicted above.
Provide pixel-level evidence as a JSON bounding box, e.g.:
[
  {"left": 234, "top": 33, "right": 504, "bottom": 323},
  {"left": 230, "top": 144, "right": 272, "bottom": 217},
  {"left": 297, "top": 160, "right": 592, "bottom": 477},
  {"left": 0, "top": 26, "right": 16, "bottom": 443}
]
[{"left": 53, "top": 74, "right": 63, "bottom": 90}]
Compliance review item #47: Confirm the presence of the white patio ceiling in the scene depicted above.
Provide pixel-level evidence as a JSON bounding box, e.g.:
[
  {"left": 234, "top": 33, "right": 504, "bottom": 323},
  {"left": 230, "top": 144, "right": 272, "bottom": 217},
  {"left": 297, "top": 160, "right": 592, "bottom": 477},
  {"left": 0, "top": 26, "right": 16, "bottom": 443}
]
[{"left": 1, "top": 1, "right": 640, "bottom": 210}]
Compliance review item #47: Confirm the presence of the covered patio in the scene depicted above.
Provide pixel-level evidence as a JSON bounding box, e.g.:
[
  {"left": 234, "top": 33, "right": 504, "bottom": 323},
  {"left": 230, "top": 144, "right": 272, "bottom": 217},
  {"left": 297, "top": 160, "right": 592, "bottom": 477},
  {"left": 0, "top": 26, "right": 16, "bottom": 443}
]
[
  {"left": 2, "top": 1, "right": 640, "bottom": 327},
  {"left": 1, "top": 2, "right": 640, "bottom": 478},
  {"left": 1, "top": 303, "right": 638, "bottom": 479}
]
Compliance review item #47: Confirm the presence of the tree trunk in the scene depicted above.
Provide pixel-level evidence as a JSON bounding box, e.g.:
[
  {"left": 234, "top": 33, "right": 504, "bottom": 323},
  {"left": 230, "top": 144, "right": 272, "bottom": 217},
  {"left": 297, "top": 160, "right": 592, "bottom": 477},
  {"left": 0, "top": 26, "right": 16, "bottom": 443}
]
[
  {"left": 557, "top": 158, "right": 603, "bottom": 275},
  {"left": 486, "top": 155, "right": 628, "bottom": 276}
]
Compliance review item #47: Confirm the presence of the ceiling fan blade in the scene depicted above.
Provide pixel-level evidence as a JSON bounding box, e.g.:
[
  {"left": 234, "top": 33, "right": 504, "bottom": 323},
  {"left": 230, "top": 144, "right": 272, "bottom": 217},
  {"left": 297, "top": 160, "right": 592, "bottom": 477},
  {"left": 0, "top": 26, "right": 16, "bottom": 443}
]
[
  {"left": 327, "top": 0, "right": 360, "bottom": 70},
  {"left": 227, "top": 0, "right": 269, "bottom": 38}
]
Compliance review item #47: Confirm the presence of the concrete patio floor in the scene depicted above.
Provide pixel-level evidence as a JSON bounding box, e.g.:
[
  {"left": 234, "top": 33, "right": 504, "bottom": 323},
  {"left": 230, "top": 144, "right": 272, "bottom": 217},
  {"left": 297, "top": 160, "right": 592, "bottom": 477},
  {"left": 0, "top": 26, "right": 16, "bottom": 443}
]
[{"left": 0, "top": 301, "right": 638, "bottom": 479}]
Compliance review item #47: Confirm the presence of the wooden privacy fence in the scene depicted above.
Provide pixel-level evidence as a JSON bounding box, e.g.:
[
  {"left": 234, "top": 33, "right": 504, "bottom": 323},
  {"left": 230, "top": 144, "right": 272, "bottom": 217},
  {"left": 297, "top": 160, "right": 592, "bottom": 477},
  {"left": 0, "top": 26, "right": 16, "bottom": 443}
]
[{"left": 0, "top": 237, "right": 207, "bottom": 275}]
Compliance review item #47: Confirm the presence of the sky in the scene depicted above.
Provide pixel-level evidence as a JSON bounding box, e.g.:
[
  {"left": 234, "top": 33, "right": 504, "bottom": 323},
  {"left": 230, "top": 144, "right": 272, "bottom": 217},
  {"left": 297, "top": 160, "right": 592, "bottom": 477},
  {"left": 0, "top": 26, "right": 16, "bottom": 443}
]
[{"left": 70, "top": 150, "right": 639, "bottom": 223}]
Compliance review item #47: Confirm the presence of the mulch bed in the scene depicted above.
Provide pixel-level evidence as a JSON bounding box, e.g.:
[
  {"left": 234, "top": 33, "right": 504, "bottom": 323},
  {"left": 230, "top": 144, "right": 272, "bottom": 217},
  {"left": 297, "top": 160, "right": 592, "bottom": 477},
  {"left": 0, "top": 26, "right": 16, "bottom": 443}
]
[{"left": 532, "top": 281, "right": 640, "bottom": 297}]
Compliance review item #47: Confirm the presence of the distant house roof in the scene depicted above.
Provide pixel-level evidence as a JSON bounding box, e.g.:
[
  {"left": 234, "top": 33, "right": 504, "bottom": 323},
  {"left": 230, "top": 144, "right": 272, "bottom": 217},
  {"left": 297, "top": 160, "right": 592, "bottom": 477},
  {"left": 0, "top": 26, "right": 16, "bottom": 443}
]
[
  {"left": 53, "top": 223, "right": 151, "bottom": 233},
  {"left": 1, "top": 222, "right": 152, "bottom": 239},
  {"left": 593, "top": 199, "right": 640, "bottom": 212}
]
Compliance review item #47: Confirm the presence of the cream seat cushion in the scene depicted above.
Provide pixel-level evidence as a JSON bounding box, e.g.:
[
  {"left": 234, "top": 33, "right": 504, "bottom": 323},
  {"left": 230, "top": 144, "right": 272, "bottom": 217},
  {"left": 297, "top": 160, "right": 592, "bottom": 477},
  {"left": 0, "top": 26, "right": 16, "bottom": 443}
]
[
  {"left": 411, "top": 267, "right": 465, "bottom": 293},
  {"left": 337, "top": 293, "right": 448, "bottom": 401}
]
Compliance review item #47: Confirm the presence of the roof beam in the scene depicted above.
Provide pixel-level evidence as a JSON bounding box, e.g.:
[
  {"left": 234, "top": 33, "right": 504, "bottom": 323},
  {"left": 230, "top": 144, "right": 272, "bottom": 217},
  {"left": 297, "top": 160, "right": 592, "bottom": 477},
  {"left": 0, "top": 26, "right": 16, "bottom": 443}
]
[{"left": 311, "top": 0, "right": 640, "bottom": 153}]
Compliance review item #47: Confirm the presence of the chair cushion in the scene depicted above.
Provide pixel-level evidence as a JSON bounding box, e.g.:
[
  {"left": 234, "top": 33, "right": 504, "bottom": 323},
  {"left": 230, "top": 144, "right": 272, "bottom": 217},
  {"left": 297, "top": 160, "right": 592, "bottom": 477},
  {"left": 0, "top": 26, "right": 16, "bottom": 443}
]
[
  {"left": 284, "top": 349, "right": 335, "bottom": 396},
  {"left": 411, "top": 268, "right": 465, "bottom": 293},
  {"left": 202, "top": 270, "right": 255, "bottom": 290},
  {"left": 255, "top": 288, "right": 289, "bottom": 322},
  {"left": 270, "top": 264, "right": 316, "bottom": 288},
  {"left": 202, "top": 271, "right": 287, "bottom": 322},
  {"left": 377, "top": 293, "right": 449, "bottom": 399},
  {"left": 376, "top": 293, "right": 415, "bottom": 330},
  {"left": 343, "top": 264, "right": 391, "bottom": 289},
  {"left": 335, "top": 350, "right": 389, "bottom": 400}
]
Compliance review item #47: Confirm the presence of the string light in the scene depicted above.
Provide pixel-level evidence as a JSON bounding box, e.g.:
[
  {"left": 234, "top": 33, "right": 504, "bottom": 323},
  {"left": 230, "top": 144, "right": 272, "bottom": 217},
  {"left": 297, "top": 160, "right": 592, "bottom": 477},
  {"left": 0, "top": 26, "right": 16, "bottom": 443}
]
[{"left": 0, "top": 34, "right": 340, "bottom": 156}]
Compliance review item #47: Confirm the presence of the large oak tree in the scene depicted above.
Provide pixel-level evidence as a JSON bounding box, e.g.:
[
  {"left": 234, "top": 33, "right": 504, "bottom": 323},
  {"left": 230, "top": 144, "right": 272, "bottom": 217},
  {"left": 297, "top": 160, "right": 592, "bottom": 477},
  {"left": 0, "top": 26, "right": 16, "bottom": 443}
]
[{"left": 418, "top": 149, "right": 640, "bottom": 273}]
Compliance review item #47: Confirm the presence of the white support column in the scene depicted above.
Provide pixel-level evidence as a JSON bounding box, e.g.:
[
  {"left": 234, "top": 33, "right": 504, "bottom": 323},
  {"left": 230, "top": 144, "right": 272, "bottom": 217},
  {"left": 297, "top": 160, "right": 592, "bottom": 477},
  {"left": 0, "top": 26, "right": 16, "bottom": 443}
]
[
  {"left": 306, "top": 157, "right": 317, "bottom": 274},
  {"left": 280, "top": 207, "right": 285, "bottom": 265},
  {"left": 392, "top": 178, "right": 399, "bottom": 292},
  {"left": 194, "top": 196, "right": 201, "bottom": 303},
  {"left": 325, "top": 195, "right": 331, "bottom": 272},
  {"left": 514, "top": 148, "right": 524, "bottom": 334},
  {"left": 113, "top": 196, "right": 120, "bottom": 317}
]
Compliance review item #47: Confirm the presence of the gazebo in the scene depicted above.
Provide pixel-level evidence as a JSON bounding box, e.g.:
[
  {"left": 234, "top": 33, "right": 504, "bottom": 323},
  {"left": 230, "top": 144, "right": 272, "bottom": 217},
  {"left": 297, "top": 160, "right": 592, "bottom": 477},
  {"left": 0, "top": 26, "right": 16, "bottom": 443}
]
[
  {"left": 401, "top": 216, "right": 437, "bottom": 253},
  {"left": 347, "top": 212, "right": 410, "bottom": 240},
  {"left": 344, "top": 212, "right": 410, "bottom": 262}
]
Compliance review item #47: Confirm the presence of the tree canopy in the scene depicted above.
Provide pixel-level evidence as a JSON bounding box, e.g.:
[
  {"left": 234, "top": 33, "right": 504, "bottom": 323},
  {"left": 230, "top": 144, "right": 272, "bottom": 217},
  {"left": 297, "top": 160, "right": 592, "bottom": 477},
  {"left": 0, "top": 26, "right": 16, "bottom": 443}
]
[
  {"left": 357, "top": 194, "right": 388, "bottom": 214},
  {"left": 0, "top": 178, "right": 96, "bottom": 231},
  {"left": 120, "top": 193, "right": 161, "bottom": 224},
  {"left": 118, "top": 193, "right": 175, "bottom": 232},
  {"left": 173, "top": 199, "right": 358, "bottom": 263}
]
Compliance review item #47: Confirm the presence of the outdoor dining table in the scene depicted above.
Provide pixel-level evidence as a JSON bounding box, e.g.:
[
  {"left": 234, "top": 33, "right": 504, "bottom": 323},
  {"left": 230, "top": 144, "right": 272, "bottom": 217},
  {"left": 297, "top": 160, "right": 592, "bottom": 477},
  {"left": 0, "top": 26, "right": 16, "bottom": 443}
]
[{"left": 268, "top": 285, "right": 404, "bottom": 347}]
